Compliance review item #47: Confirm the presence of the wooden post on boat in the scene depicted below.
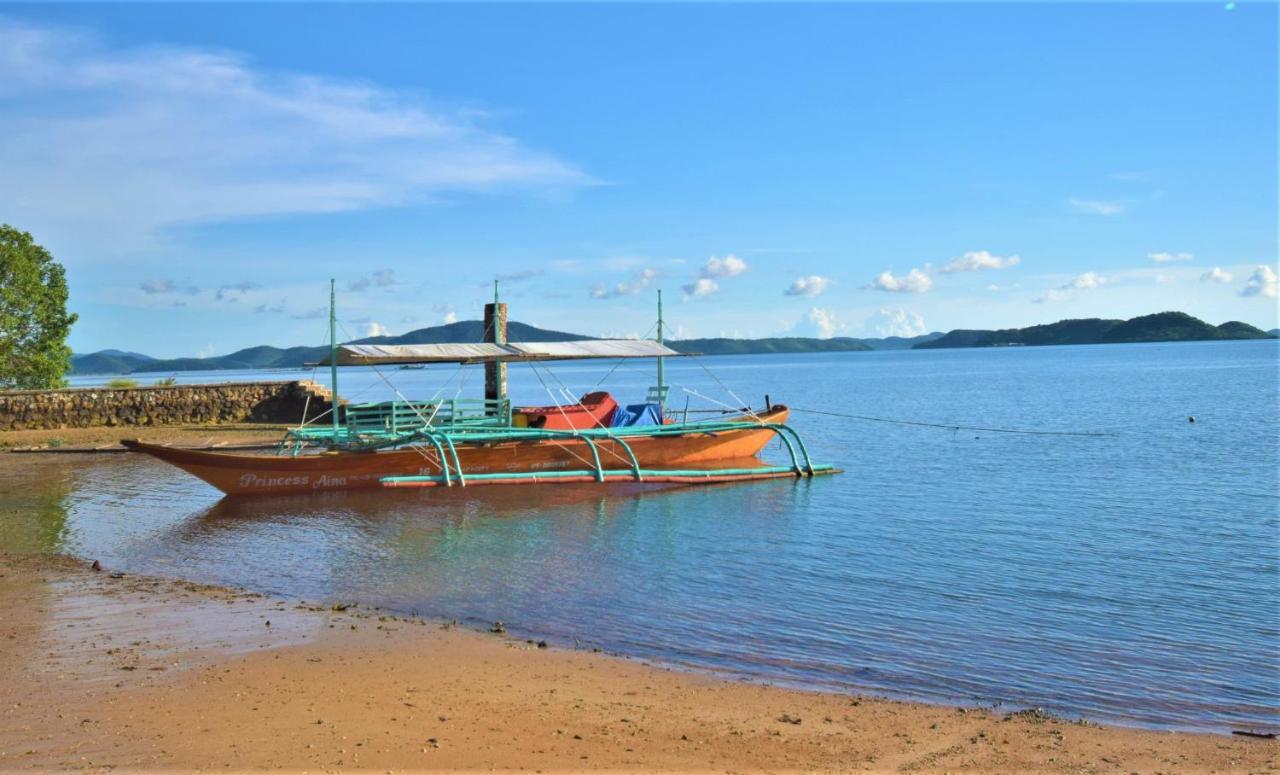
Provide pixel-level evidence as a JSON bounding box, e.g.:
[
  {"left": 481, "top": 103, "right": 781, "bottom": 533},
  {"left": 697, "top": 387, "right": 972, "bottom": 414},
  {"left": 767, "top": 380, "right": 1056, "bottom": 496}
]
[
  {"left": 655, "top": 289, "right": 666, "bottom": 410},
  {"left": 484, "top": 280, "right": 508, "bottom": 415},
  {"left": 329, "top": 278, "right": 340, "bottom": 442}
]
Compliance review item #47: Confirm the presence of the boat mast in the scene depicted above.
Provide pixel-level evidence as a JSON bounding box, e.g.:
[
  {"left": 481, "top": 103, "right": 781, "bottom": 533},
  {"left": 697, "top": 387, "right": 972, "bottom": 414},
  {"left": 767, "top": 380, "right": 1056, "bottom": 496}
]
[
  {"left": 329, "top": 278, "right": 339, "bottom": 440},
  {"left": 656, "top": 289, "right": 666, "bottom": 409}
]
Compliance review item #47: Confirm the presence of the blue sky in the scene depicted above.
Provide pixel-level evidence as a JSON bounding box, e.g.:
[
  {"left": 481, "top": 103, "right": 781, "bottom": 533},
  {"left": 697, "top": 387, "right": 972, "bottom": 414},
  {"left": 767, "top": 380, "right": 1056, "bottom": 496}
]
[{"left": 1, "top": 3, "right": 1275, "bottom": 356}]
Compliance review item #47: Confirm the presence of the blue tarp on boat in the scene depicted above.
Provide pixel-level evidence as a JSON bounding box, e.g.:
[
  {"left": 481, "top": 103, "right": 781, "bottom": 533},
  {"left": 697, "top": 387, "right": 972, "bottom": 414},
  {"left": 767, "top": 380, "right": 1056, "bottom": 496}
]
[{"left": 610, "top": 403, "right": 663, "bottom": 427}]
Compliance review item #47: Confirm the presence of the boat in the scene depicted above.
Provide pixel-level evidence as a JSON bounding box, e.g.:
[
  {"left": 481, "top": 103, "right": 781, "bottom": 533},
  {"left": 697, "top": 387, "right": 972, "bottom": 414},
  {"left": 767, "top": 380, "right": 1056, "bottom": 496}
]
[{"left": 124, "top": 282, "right": 836, "bottom": 496}]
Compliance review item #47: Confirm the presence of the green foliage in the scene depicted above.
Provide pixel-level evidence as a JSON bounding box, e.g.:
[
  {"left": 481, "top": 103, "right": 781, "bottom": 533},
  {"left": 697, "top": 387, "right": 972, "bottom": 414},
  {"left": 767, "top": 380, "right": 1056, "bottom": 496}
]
[
  {"left": 106, "top": 377, "right": 139, "bottom": 389},
  {"left": 153, "top": 376, "right": 179, "bottom": 386},
  {"left": 0, "top": 225, "right": 78, "bottom": 389},
  {"left": 916, "top": 311, "right": 1276, "bottom": 350}
]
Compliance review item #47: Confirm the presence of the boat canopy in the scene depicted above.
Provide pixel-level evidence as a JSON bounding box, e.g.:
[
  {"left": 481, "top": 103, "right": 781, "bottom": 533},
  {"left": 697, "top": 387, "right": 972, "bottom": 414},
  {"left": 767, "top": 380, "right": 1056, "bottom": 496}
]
[{"left": 323, "top": 340, "right": 682, "bottom": 366}]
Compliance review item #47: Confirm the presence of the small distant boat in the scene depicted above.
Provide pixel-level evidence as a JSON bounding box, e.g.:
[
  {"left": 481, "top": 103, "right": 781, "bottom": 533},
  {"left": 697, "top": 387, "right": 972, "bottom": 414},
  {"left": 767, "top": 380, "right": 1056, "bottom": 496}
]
[{"left": 125, "top": 283, "right": 836, "bottom": 496}]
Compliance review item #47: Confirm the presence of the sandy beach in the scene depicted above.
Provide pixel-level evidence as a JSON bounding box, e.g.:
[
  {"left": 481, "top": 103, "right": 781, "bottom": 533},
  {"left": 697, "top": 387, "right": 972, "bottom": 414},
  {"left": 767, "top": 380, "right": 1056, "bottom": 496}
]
[{"left": 0, "top": 552, "right": 1273, "bottom": 773}]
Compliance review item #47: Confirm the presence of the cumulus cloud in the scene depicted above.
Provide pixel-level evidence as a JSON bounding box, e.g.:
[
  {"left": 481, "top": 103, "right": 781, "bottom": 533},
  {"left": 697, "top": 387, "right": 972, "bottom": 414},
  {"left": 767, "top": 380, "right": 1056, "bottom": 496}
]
[
  {"left": 1033, "top": 271, "right": 1106, "bottom": 303},
  {"left": 1200, "top": 267, "right": 1233, "bottom": 284},
  {"left": 784, "top": 275, "right": 830, "bottom": 297},
  {"left": 866, "top": 268, "right": 933, "bottom": 294},
  {"left": 366, "top": 321, "right": 389, "bottom": 337},
  {"left": 939, "top": 251, "right": 1021, "bottom": 274},
  {"left": 788, "top": 307, "right": 846, "bottom": 339},
  {"left": 1149, "top": 251, "right": 1193, "bottom": 263},
  {"left": 1069, "top": 198, "right": 1124, "bottom": 216},
  {"left": 681, "top": 277, "right": 719, "bottom": 300},
  {"left": 867, "top": 307, "right": 928, "bottom": 338},
  {"left": 1240, "top": 265, "right": 1278, "bottom": 298},
  {"left": 0, "top": 18, "right": 589, "bottom": 249},
  {"left": 348, "top": 269, "right": 397, "bottom": 292},
  {"left": 698, "top": 254, "right": 747, "bottom": 279},
  {"left": 676, "top": 254, "right": 748, "bottom": 300},
  {"left": 591, "top": 267, "right": 660, "bottom": 299}
]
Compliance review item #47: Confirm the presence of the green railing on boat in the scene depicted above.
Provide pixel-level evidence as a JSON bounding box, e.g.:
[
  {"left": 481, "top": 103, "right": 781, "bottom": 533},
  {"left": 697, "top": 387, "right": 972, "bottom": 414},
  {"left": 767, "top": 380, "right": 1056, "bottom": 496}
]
[
  {"left": 281, "top": 397, "right": 512, "bottom": 453},
  {"left": 374, "top": 421, "right": 819, "bottom": 486}
]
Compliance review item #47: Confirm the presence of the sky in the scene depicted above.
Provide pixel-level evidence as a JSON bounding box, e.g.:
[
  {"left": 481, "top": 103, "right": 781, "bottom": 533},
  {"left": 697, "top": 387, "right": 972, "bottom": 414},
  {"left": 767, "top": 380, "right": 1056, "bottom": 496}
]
[{"left": 0, "top": 2, "right": 1276, "bottom": 357}]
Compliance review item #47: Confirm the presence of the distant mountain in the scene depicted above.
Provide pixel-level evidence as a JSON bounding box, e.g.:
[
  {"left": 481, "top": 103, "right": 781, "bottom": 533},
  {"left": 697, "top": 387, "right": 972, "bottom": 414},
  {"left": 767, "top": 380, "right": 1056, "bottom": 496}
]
[
  {"left": 96, "top": 349, "right": 156, "bottom": 361},
  {"left": 857, "top": 332, "right": 945, "bottom": 350},
  {"left": 669, "top": 337, "right": 870, "bottom": 355},
  {"left": 68, "top": 312, "right": 1276, "bottom": 375},
  {"left": 915, "top": 312, "right": 1276, "bottom": 350},
  {"left": 71, "top": 321, "right": 876, "bottom": 375},
  {"left": 352, "top": 319, "right": 591, "bottom": 346}
]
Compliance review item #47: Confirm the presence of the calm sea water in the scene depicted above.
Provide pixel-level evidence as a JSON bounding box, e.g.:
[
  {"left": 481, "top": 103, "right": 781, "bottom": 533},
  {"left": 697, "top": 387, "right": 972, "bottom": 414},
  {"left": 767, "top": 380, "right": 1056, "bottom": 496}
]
[{"left": 8, "top": 340, "right": 1279, "bottom": 732}]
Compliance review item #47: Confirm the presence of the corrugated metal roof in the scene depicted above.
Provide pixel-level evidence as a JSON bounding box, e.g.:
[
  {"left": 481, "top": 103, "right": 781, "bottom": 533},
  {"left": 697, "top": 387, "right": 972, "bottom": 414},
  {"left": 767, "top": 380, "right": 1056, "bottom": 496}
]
[{"left": 325, "top": 340, "right": 680, "bottom": 366}]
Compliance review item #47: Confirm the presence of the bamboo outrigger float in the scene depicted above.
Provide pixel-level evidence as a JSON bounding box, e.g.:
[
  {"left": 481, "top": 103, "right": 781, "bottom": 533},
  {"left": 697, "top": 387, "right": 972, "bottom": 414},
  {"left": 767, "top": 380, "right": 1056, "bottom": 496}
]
[{"left": 124, "top": 281, "right": 836, "bottom": 497}]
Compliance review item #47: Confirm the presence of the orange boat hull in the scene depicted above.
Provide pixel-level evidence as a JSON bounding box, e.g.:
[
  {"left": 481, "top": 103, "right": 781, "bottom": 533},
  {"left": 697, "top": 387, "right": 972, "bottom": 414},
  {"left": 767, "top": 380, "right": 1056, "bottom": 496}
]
[{"left": 123, "top": 408, "right": 791, "bottom": 496}]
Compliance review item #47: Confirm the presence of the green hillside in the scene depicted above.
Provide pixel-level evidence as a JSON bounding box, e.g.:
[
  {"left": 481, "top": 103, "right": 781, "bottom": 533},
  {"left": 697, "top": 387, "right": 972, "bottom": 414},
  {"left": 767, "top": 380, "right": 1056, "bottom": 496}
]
[{"left": 915, "top": 311, "right": 1276, "bottom": 350}]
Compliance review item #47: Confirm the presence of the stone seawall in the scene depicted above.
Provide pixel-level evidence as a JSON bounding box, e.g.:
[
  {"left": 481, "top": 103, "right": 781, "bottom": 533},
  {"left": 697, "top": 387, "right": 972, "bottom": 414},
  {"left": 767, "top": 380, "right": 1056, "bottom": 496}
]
[{"left": 0, "top": 381, "right": 336, "bottom": 432}]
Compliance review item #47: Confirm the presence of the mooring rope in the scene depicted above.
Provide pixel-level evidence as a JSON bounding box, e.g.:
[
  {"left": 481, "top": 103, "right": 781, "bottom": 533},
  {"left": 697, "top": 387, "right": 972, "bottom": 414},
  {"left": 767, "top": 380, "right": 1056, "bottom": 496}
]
[{"left": 788, "top": 407, "right": 1114, "bottom": 437}]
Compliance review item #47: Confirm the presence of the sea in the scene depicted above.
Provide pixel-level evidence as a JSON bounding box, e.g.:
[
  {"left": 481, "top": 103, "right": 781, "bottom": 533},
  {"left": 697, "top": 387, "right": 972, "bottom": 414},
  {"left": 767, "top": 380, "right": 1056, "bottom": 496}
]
[{"left": 3, "top": 339, "right": 1277, "bottom": 733}]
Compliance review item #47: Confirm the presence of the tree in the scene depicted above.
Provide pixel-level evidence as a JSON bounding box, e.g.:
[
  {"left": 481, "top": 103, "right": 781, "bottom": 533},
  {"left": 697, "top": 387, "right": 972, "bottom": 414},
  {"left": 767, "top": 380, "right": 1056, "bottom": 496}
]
[{"left": 0, "top": 226, "right": 78, "bottom": 389}]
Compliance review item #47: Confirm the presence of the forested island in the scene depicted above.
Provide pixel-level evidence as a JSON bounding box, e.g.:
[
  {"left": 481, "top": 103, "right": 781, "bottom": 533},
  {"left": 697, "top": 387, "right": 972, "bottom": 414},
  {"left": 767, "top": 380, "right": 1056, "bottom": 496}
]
[{"left": 914, "top": 311, "right": 1275, "bottom": 350}]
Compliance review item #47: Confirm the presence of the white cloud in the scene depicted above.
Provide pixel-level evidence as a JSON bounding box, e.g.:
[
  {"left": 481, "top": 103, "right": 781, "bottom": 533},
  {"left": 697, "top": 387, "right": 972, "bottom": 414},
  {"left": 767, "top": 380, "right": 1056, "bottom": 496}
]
[
  {"left": 681, "top": 277, "right": 719, "bottom": 300},
  {"left": 1240, "top": 265, "right": 1278, "bottom": 298},
  {"left": 0, "top": 18, "right": 589, "bottom": 250},
  {"left": 784, "top": 275, "right": 830, "bottom": 297},
  {"left": 939, "top": 250, "right": 1021, "bottom": 274},
  {"left": 1069, "top": 198, "right": 1124, "bottom": 216},
  {"left": 590, "top": 267, "right": 660, "bottom": 299},
  {"left": 1149, "top": 251, "right": 1193, "bottom": 263},
  {"left": 986, "top": 283, "right": 1020, "bottom": 292},
  {"left": 365, "top": 321, "right": 389, "bottom": 337},
  {"left": 807, "top": 308, "right": 844, "bottom": 339},
  {"left": 676, "top": 254, "right": 747, "bottom": 300},
  {"left": 788, "top": 307, "right": 846, "bottom": 339},
  {"left": 699, "top": 254, "right": 747, "bottom": 279},
  {"left": 1034, "top": 271, "right": 1106, "bottom": 303},
  {"left": 442, "top": 311, "right": 458, "bottom": 325},
  {"left": 866, "top": 268, "right": 933, "bottom": 294},
  {"left": 1200, "top": 267, "right": 1233, "bottom": 284},
  {"left": 867, "top": 307, "right": 927, "bottom": 338}
]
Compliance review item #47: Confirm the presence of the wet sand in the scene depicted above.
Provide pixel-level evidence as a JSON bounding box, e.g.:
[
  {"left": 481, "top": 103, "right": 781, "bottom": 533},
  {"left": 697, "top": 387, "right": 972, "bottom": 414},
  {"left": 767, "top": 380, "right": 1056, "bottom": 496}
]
[
  {"left": 0, "top": 553, "right": 1274, "bottom": 772},
  {"left": 0, "top": 423, "right": 289, "bottom": 451}
]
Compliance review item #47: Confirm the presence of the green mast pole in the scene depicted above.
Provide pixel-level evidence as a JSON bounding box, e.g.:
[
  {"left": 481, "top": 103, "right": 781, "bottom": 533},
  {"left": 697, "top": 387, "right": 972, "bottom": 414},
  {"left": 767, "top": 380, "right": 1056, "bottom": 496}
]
[
  {"left": 329, "top": 278, "right": 339, "bottom": 441},
  {"left": 656, "top": 289, "right": 665, "bottom": 409}
]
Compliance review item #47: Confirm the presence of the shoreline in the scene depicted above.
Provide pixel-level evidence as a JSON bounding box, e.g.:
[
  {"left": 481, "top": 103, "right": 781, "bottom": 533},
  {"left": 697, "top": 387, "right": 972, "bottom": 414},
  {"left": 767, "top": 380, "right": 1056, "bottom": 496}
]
[
  {"left": 0, "top": 423, "right": 289, "bottom": 452},
  {"left": 1, "top": 552, "right": 1274, "bottom": 772}
]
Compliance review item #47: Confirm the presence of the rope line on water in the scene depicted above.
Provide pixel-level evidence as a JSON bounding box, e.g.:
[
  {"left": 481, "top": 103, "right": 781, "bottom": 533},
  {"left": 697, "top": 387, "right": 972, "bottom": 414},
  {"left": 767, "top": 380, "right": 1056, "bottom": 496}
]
[{"left": 788, "top": 407, "right": 1114, "bottom": 437}]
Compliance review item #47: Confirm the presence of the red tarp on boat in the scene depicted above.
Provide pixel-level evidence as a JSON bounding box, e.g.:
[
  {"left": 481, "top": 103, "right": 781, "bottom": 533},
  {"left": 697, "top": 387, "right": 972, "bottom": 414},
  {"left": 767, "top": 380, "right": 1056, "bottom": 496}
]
[{"left": 513, "top": 391, "right": 619, "bottom": 430}]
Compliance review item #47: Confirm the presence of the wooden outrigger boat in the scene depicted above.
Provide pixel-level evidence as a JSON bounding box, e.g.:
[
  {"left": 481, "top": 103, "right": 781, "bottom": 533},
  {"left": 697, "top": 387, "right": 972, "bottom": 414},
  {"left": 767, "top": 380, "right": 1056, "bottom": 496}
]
[{"left": 125, "top": 283, "right": 836, "bottom": 496}]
